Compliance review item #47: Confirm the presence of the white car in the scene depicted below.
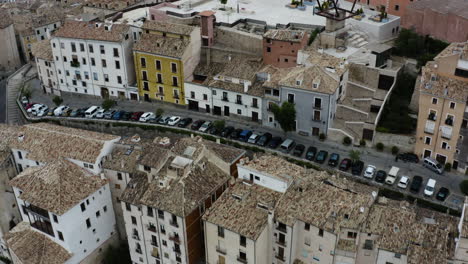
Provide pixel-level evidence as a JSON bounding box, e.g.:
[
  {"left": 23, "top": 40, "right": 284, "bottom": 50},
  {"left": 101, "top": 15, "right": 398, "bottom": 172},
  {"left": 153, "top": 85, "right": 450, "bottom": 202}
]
[
  {"left": 424, "top": 179, "right": 436, "bottom": 196},
  {"left": 32, "top": 104, "right": 47, "bottom": 116},
  {"left": 54, "top": 105, "right": 69, "bottom": 116},
  {"left": 36, "top": 105, "right": 49, "bottom": 117},
  {"left": 139, "top": 112, "right": 156, "bottom": 122},
  {"left": 21, "top": 96, "right": 29, "bottom": 105},
  {"left": 363, "top": 165, "right": 376, "bottom": 179},
  {"left": 167, "top": 116, "right": 181, "bottom": 126},
  {"left": 27, "top": 103, "right": 41, "bottom": 113},
  {"left": 95, "top": 108, "right": 106, "bottom": 119},
  {"left": 247, "top": 133, "right": 260, "bottom": 144},
  {"left": 199, "top": 121, "right": 212, "bottom": 132},
  {"left": 397, "top": 176, "right": 409, "bottom": 189}
]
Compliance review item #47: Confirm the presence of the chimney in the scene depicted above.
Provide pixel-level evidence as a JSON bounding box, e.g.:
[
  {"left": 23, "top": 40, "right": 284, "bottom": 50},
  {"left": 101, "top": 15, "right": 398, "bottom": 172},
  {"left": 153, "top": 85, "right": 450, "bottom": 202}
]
[
  {"left": 17, "top": 134, "right": 24, "bottom": 142},
  {"left": 243, "top": 82, "right": 250, "bottom": 93},
  {"left": 199, "top": 10, "right": 215, "bottom": 48}
]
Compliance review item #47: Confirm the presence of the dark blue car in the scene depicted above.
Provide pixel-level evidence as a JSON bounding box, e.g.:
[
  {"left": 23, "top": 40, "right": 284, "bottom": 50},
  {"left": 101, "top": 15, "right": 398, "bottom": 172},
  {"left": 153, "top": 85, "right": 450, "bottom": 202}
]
[
  {"left": 112, "top": 110, "right": 125, "bottom": 120},
  {"left": 238, "top": 130, "right": 253, "bottom": 142}
]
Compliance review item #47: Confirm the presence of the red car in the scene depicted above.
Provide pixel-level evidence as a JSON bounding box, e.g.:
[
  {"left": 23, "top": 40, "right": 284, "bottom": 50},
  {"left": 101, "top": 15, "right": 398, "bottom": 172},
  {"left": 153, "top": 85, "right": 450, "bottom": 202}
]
[
  {"left": 130, "top": 111, "right": 144, "bottom": 121},
  {"left": 25, "top": 102, "right": 37, "bottom": 110}
]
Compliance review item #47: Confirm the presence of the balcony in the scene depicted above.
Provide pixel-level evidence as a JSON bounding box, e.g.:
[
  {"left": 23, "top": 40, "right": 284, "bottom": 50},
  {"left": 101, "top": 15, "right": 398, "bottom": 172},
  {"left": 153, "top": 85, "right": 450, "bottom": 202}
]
[
  {"left": 222, "top": 97, "right": 229, "bottom": 102},
  {"left": 169, "top": 220, "right": 179, "bottom": 228},
  {"left": 216, "top": 246, "right": 226, "bottom": 255},
  {"left": 445, "top": 118, "right": 454, "bottom": 126},
  {"left": 173, "top": 246, "right": 181, "bottom": 254},
  {"left": 156, "top": 92, "right": 165, "bottom": 96},
  {"left": 173, "top": 94, "right": 180, "bottom": 99},
  {"left": 169, "top": 234, "right": 180, "bottom": 244},
  {"left": 236, "top": 100, "right": 243, "bottom": 105},
  {"left": 275, "top": 255, "right": 285, "bottom": 261},
  {"left": 136, "top": 248, "right": 142, "bottom": 254},
  {"left": 276, "top": 225, "right": 287, "bottom": 233},
  {"left": 251, "top": 103, "right": 258, "bottom": 108},
  {"left": 441, "top": 126, "right": 452, "bottom": 140},
  {"left": 151, "top": 248, "right": 160, "bottom": 259},
  {"left": 313, "top": 105, "right": 322, "bottom": 110},
  {"left": 31, "top": 220, "right": 54, "bottom": 237},
  {"left": 275, "top": 239, "right": 286, "bottom": 247},
  {"left": 148, "top": 225, "right": 157, "bottom": 232},
  {"left": 70, "top": 61, "right": 80, "bottom": 68},
  {"left": 425, "top": 120, "right": 435, "bottom": 134},
  {"left": 151, "top": 240, "right": 158, "bottom": 247},
  {"left": 24, "top": 204, "right": 49, "bottom": 219},
  {"left": 428, "top": 113, "right": 436, "bottom": 121},
  {"left": 312, "top": 118, "right": 322, "bottom": 122},
  {"left": 237, "top": 256, "right": 248, "bottom": 264}
]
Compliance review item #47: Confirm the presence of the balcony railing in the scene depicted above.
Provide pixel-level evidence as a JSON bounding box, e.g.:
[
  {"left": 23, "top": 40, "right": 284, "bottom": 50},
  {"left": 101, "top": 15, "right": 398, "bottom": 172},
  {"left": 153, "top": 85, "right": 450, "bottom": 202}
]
[
  {"left": 445, "top": 118, "right": 454, "bottom": 126},
  {"left": 132, "top": 234, "right": 140, "bottom": 241},
  {"left": 24, "top": 204, "right": 49, "bottom": 219},
  {"left": 156, "top": 92, "right": 165, "bottom": 96},
  {"left": 170, "top": 220, "right": 179, "bottom": 228},
  {"left": 313, "top": 105, "right": 322, "bottom": 110},
  {"left": 276, "top": 225, "right": 287, "bottom": 233},
  {"left": 173, "top": 94, "right": 180, "bottom": 99},
  {"left": 276, "top": 239, "right": 286, "bottom": 247},
  {"left": 151, "top": 240, "right": 158, "bottom": 247},
  {"left": 425, "top": 120, "right": 435, "bottom": 134},
  {"left": 236, "top": 100, "right": 243, "bottom": 105},
  {"left": 251, "top": 103, "right": 258, "bottom": 108},
  {"left": 222, "top": 97, "right": 229, "bottom": 102},
  {"left": 275, "top": 255, "right": 285, "bottom": 261},
  {"left": 169, "top": 234, "right": 180, "bottom": 244},
  {"left": 173, "top": 246, "right": 181, "bottom": 254},
  {"left": 148, "top": 225, "right": 157, "bottom": 232},
  {"left": 428, "top": 113, "right": 436, "bottom": 121},
  {"left": 237, "top": 256, "right": 248, "bottom": 264},
  {"left": 216, "top": 246, "right": 226, "bottom": 255},
  {"left": 70, "top": 61, "right": 80, "bottom": 68},
  {"left": 312, "top": 118, "right": 322, "bottom": 122}
]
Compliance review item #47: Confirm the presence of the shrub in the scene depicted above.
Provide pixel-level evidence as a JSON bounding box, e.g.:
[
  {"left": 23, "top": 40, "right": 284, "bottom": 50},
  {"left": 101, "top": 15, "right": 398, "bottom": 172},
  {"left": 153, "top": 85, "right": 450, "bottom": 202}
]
[
  {"left": 213, "top": 120, "right": 225, "bottom": 130},
  {"left": 102, "top": 99, "right": 116, "bottom": 110},
  {"left": 342, "top": 136, "right": 352, "bottom": 146},
  {"left": 319, "top": 133, "right": 326, "bottom": 141},
  {"left": 376, "top": 142, "right": 384, "bottom": 151},
  {"left": 379, "top": 188, "right": 405, "bottom": 200},
  {"left": 52, "top": 96, "right": 63, "bottom": 106},
  {"left": 444, "top": 163, "right": 452, "bottom": 172},
  {"left": 359, "top": 139, "right": 366, "bottom": 147},
  {"left": 391, "top": 146, "right": 399, "bottom": 155},
  {"left": 460, "top": 180, "right": 468, "bottom": 196},
  {"left": 156, "top": 108, "right": 164, "bottom": 117},
  {"left": 349, "top": 149, "right": 361, "bottom": 163}
]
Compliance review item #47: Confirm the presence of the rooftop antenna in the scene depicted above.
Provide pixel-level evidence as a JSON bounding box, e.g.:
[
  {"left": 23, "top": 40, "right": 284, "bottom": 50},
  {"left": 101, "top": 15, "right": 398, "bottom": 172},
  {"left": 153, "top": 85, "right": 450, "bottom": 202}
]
[{"left": 315, "top": 0, "right": 359, "bottom": 21}]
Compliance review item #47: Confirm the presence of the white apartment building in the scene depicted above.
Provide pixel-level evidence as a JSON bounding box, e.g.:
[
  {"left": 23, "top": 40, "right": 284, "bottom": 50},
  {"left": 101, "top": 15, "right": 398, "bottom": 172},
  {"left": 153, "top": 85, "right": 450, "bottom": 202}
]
[
  {"left": 120, "top": 137, "right": 244, "bottom": 264},
  {"left": 186, "top": 56, "right": 264, "bottom": 122},
  {"left": 32, "top": 40, "right": 60, "bottom": 95},
  {"left": 34, "top": 19, "right": 61, "bottom": 41},
  {"left": 51, "top": 20, "right": 138, "bottom": 100}
]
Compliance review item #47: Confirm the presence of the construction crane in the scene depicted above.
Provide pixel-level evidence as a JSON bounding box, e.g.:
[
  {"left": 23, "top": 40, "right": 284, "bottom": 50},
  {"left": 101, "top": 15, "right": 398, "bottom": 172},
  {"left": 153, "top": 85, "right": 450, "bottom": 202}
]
[{"left": 315, "top": 0, "right": 359, "bottom": 21}]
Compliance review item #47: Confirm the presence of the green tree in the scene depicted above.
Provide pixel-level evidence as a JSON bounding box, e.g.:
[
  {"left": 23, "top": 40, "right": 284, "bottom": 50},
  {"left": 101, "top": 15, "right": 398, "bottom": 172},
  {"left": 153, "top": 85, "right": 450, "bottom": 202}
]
[
  {"left": 349, "top": 149, "right": 361, "bottom": 163},
  {"left": 391, "top": 146, "right": 399, "bottom": 155},
  {"left": 21, "top": 84, "right": 32, "bottom": 99},
  {"left": 359, "top": 139, "right": 366, "bottom": 147},
  {"left": 460, "top": 180, "right": 468, "bottom": 195},
  {"left": 155, "top": 108, "right": 164, "bottom": 117},
  {"left": 308, "top": 28, "right": 320, "bottom": 45},
  {"left": 102, "top": 99, "right": 116, "bottom": 111},
  {"left": 213, "top": 120, "right": 225, "bottom": 130},
  {"left": 52, "top": 96, "right": 63, "bottom": 106},
  {"left": 271, "top": 102, "right": 296, "bottom": 134},
  {"left": 342, "top": 136, "right": 352, "bottom": 145},
  {"left": 102, "top": 243, "right": 131, "bottom": 264},
  {"left": 376, "top": 142, "right": 384, "bottom": 151}
]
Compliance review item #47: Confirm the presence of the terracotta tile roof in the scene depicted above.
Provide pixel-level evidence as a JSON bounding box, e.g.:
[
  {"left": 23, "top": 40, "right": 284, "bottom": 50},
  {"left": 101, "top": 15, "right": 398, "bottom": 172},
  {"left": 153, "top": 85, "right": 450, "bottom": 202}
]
[
  {"left": 8, "top": 123, "right": 119, "bottom": 164},
  {"left": 5, "top": 222, "right": 72, "bottom": 264},
  {"left": 9, "top": 158, "right": 108, "bottom": 215},
  {"left": 142, "top": 20, "right": 195, "bottom": 36},
  {"left": 120, "top": 172, "right": 150, "bottom": 205},
  {"left": 263, "top": 29, "right": 305, "bottom": 42},
  {"left": 0, "top": 11, "right": 12, "bottom": 29},
  {"left": 434, "top": 42, "right": 468, "bottom": 60},
  {"left": 277, "top": 65, "right": 340, "bottom": 94},
  {"left": 31, "top": 40, "right": 53, "bottom": 61},
  {"left": 299, "top": 47, "right": 348, "bottom": 76},
  {"left": 102, "top": 144, "right": 143, "bottom": 174},
  {"left": 133, "top": 33, "right": 190, "bottom": 58},
  {"left": 420, "top": 62, "right": 468, "bottom": 102},
  {"left": 203, "top": 180, "right": 282, "bottom": 240},
  {"left": 54, "top": 20, "right": 130, "bottom": 42},
  {"left": 170, "top": 137, "right": 244, "bottom": 164}
]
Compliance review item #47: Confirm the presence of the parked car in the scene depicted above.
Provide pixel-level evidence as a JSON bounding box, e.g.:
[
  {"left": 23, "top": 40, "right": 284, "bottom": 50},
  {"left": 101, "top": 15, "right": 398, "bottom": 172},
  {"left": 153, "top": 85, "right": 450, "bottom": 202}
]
[
  {"left": 85, "top": 106, "right": 102, "bottom": 118},
  {"left": 293, "top": 144, "right": 305, "bottom": 157},
  {"left": 363, "top": 165, "right": 376, "bottom": 179},
  {"left": 21, "top": 96, "right": 29, "bottom": 105},
  {"left": 70, "top": 108, "right": 85, "bottom": 118},
  {"left": 54, "top": 105, "right": 69, "bottom": 116},
  {"left": 62, "top": 108, "right": 73, "bottom": 117},
  {"left": 209, "top": 126, "right": 221, "bottom": 135},
  {"left": 191, "top": 120, "right": 205, "bottom": 130},
  {"left": 139, "top": 112, "right": 156, "bottom": 122},
  {"left": 247, "top": 133, "right": 260, "bottom": 144},
  {"left": 121, "top": 111, "right": 132, "bottom": 121},
  {"left": 239, "top": 130, "right": 253, "bottom": 142},
  {"left": 47, "top": 107, "right": 57, "bottom": 116},
  {"left": 221, "top": 126, "right": 235, "bottom": 137},
  {"left": 256, "top": 133, "right": 272, "bottom": 147},
  {"left": 229, "top": 128, "right": 243, "bottom": 140},
  {"left": 95, "top": 108, "right": 106, "bottom": 119},
  {"left": 397, "top": 152, "right": 419, "bottom": 163},
  {"left": 112, "top": 110, "right": 125, "bottom": 120},
  {"left": 158, "top": 116, "right": 171, "bottom": 125},
  {"left": 36, "top": 106, "right": 49, "bottom": 117},
  {"left": 315, "top": 150, "right": 328, "bottom": 164},
  {"left": 423, "top": 157, "right": 444, "bottom": 174},
  {"left": 280, "top": 139, "right": 295, "bottom": 153},
  {"left": 375, "top": 170, "right": 387, "bottom": 183},
  {"left": 148, "top": 117, "right": 161, "bottom": 123},
  {"left": 268, "top": 136, "right": 282, "bottom": 149},
  {"left": 167, "top": 116, "right": 181, "bottom": 126},
  {"left": 424, "top": 179, "right": 436, "bottom": 196},
  {"left": 177, "top": 117, "right": 192, "bottom": 127},
  {"left": 328, "top": 153, "right": 340, "bottom": 167},
  {"left": 29, "top": 104, "right": 44, "bottom": 115},
  {"left": 131, "top": 112, "right": 144, "bottom": 121},
  {"left": 397, "top": 176, "right": 410, "bottom": 189},
  {"left": 410, "top": 176, "right": 423, "bottom": 193},
  {"left": 305, "top": 146, "right": 318, "bottom": 161},
  {"left": 351, "top": 160, "right": 364, "bottom": 176},
  {"left": 436, "top": 187, "right": 450, "bottom": 201},
  {"left": 199, "top": 121, "right": 212, "bottom": 132},
  {"left": 339, "top": 158, "right": 351, "bottom": 171},
  {"left": 25, "top": 103, "right": 37, "bottom": 111},
  {"left": 385, "top": 166, "right": 399, "bottom": 185},
  {"left": 103, "top": 109, "right": 117, "bottom": 119}
]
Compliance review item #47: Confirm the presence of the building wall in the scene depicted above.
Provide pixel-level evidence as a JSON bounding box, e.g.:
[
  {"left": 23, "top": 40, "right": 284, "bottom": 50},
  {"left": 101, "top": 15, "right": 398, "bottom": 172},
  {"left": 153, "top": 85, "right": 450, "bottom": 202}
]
[
  {"left": 52, "top": 29, "right": 137, "bottom": 99},
  {"left": 215, "top": 27, "right": 263, "bottom": 56},
  {"left": 36, "top": 57, "right": 60, "bottom": 95},
  {"left": 19, "top": 33, "right": 37, "bottom": 62},
  {"left": 184, "top": 82, "right": 213, "bottom": 112},
  {"left": 211, "top": 87, "right": 263, "bottom": 122},
  {"left": 347, "top": 15, "right": 401, "bottom": 42},
  {"left": 0, "top": 24, "right": 21, "bottom": 71},
  {"left": 402, "top": 7, "right": 468, "bottom": 43},
  {"left": 291, "top": 221, "right": 337, "bottom": 264},
  {"left": 237, "top": 165, "right": 289, "bottom": 193},
  {"left": 376, "top": 249, "right": 407, "bottom": 264},
  {"left": 34, "top": 21, "right": 61, "bottom": 41},
  {"left": 346, "top": 0, "right": 412, "bottom": 17},
  {"left": 263, "top": 36, "right": 308, "bottom": 68}
]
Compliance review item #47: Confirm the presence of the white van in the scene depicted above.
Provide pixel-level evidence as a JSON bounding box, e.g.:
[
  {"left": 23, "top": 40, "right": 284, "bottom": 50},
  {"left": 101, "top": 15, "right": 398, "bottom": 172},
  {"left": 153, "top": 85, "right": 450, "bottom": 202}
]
[
  {"left": 385, "top": 166, "right": 399, "bottom": 185},
  {"left": 85, "top": 106, "right": 101, "bottom": 118},
  {"left": 424, "top": 179, "right": 436, "bottom": 196},
  {"left": 423, "top": 157, "right": 444, "bottom": 174},
  {"left": 280, "top": 139, "right": 295, "bottom": 153}
]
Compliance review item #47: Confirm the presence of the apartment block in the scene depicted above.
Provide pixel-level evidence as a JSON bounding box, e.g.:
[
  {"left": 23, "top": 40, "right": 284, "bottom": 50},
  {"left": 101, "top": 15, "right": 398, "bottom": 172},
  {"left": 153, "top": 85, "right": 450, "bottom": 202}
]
[
  {"left": 0, "top": 14, "right": 21, "bottom": 71},
  {"left": 414, "top": 42, "right": 468, "bottom": 173},
  {"left": 120, "top": 137, "right": 245, "bottom": 264},
  {"left": 134, "top": 21, "right": 201, "bottom": 105},
  {"left": 32, "top": 40, "right": 60, "bottom": 95},
  {"left": 52, "top": 21, "right": 138, "bottom": 99}
]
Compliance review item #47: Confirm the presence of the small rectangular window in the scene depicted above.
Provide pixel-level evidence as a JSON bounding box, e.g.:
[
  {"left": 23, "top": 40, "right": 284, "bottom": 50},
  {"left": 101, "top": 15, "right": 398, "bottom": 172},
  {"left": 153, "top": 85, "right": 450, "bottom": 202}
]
[
  {"left": 58, "top": 231, "right": 64, "bottom": 241},
  {"left": 96, "top": 210, "right": 101, "bottom": 218},
  {"left": 86, "top": 218, "right": 91, "bottom": 228},
  {"left": 53, "top": 214, "right": 58, "bottom": 223},
  {"left": 81, "top": 203, "right": 86, "bottom": 212}
]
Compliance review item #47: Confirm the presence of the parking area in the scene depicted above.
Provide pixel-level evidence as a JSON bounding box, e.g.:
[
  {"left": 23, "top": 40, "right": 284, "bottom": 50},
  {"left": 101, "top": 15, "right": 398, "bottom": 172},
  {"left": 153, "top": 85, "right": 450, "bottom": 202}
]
[{"left": 23, "top": 80, "right": 466, "bottom": 211}]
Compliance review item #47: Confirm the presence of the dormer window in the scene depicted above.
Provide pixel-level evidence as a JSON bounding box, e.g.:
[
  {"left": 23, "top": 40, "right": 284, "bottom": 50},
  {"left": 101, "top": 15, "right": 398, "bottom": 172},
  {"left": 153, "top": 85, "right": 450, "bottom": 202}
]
[
  {"left": 232, "top": 194, "right": 242, "bottom": 201},
  {"left": 296, "top": 79, "right": 302, "bottom": 86}
]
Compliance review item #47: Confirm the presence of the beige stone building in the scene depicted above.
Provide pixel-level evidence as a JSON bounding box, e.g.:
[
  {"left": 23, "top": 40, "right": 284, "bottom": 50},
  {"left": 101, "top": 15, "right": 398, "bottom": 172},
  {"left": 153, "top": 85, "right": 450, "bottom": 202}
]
[
  {"left": 0, "top": 14, "right": 21, "bottom": 72},
  {"left": 414, "top": 42, "right": 468, "bottom": 173}
]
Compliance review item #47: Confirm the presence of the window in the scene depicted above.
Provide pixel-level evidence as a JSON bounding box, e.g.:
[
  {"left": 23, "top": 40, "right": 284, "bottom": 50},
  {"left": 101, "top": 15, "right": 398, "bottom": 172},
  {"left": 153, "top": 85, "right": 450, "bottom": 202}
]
[
  {"left": 143, "top": 82, "right": 149, "bottom": 91},
  {"left": 266, "top": 47, "right": 271, "bottom": 52},
  {"left": 157, "top": 74, "right": 162, "bottom": 84},
  {"left": 158, "top": 210, "right": 164, "bottom": 219},
  {"left": 103, "top": 206, "right": 107, "bottom": 212},
  {"left": 53, "top": 214, "right": 58, "bottom": 223},
  {"left": 117, "top": 76, "right": 122, "bottom": 84},
  {"left": 203, "top": 94, "right": 208, "bottom": 100},
  {"left": 190, "top": 91, "right": 195, "bottom": 98},
  {"left": 442, "top": 142, "right": 448, "bottom": 149},
  {"left": 71, "top": 42, "right": 76, "bottom": 52},
  {"left": 104, "top": 74, "right": 109, "bottom": 82},
  {"left": 347, "top": 231, "right": 357, "bottom": 239},
  {"left": 237, "top": 109, "right": 242, "bottom": 115},
  {"left": 140, "top": 58, "right": 146, "bottom": 68},
  {"left": 100, "top": 45, "right": 105, "bottom": 54},
  {"left": 171, "top": 63, "right": 177, "bottom": 73},
  {"left": 81, "top": 203, "right": 86, "bottom": 212},
  {"left": 63, "top": 56, "right": 67, "bottom": 62},
  {"left": 450, "top": 102, "right": 456, "bottom": 109},
  {"left": 88, "top": 44, "right": 94, "bottom": 53},
  {"left": 113, "top": 48, "right": 119, "bottom": 57},
  {"left": 236, "top": 95, "right": 242, "bottom": 104},
  {"left": 115, "top": 60, "right": 120, "bottom": 69},
  {"left": 147, "top": 207, "right": 154, "bottom": 217},
  {"left": 91, "top": 58, "right": 95, "bottom": 66},
  {"left": 218, "top": 226, "right": 224, "bottom": 238},
  {"left": 131, "top": 216, "right": 137, "bottom": 225},
  {"left": 125, "top": 203, "right": 131, "bottom": 211},
  {"left": 314, "top": 98, "right": 322, "bottom": 108},
  {"left": 199, "top": 204, "right": 205, "bottom": 214},
  {"left": 240, "top": 235, "right": 246, "bottom": 247},
  {"left": 58, "top": 231, "right": 64, "bottom": 241},
  {"left": 172, "top": 76, "right": 178, "bottom": 87},
  {"left": 101, "top": 59, "right": 107, "bottom": 68},
  {"left": 394, "top": 4, "right": 399, "bottom": 10},
  {"left": 156, "top": 60, "right": 161, "bottom": 70},
  {"left": 318, "top": 228, "right": 324, "bottom": 237},
  {"left": 72, "top": 80, "right": 77, "bottom": 86},
  {"left": 93, "top": 72, "right": 98, "bottom": 81},
  {"left": 86, "top": 218, "right": 91, "bottom": 228},
  {"left": 305, "top": 223, "right": 310, "bottom": 231},
  {"left": 60, "top": 42, "right": 65, "bottom": 49},
  {"left": 17, "top": 151, "right": 22, "bottom": 159},
  {"left": 80, "top": 43, "right": 85, "bottom": 52},
  {"left": 432, "top": 98, "right": 438, "bottom": 104}
]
